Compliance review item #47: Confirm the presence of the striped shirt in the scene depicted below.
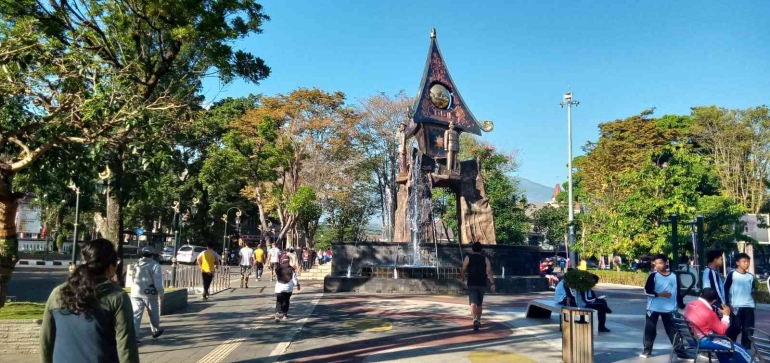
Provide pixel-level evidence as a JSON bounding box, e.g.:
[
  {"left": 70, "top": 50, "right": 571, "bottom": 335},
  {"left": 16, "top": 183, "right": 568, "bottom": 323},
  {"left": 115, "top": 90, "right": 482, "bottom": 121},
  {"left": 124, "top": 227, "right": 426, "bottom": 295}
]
[
  {"left": 702, "top": 267, "right": 726, "bottom": 305},
  {"left": 724, "top": 270, "right": 755, "bottom": 308}
]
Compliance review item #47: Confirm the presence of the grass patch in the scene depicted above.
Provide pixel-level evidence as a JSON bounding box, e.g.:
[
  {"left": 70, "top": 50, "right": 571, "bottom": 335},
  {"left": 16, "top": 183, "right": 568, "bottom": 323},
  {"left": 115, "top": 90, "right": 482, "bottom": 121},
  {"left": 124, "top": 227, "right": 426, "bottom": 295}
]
[{"left": 0, "top": 302, "right": 45, "bottom": 320}]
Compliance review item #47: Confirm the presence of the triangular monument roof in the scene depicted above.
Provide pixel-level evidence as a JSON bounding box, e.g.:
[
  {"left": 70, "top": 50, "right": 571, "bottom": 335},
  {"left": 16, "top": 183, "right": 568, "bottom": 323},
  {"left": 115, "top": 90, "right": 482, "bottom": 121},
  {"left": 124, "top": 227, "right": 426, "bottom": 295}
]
[{"left": 409, "top": 28, "right": 483, "bottom": 136}]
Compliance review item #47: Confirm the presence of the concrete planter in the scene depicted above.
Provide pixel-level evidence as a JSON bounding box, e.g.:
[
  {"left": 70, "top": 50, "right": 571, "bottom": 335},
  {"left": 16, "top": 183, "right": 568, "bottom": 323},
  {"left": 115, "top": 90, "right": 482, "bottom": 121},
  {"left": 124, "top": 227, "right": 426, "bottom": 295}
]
[
  {"left": 0, "top": 319, "right": 42, "bottom": 355},
  {"left": 159, "top": 289, "right": 188, "bottom": 315}
]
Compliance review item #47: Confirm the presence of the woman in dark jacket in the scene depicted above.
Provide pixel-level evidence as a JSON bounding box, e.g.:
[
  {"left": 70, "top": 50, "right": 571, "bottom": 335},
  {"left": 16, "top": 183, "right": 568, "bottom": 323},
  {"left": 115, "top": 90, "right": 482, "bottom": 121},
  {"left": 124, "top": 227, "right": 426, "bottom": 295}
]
[{"left": 40, "top": 239, "right": 139, "bottom": 363}]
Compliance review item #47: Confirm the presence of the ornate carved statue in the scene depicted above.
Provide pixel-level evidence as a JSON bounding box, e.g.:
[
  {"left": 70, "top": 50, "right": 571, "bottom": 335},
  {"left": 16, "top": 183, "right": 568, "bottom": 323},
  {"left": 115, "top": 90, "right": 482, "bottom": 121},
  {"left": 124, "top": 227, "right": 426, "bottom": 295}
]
[
  {"left": 397, "top": 122, "right": 408, "bottom": 173},
  {"left": 444, "top": 121, "right": 459, "bottom": 172}
]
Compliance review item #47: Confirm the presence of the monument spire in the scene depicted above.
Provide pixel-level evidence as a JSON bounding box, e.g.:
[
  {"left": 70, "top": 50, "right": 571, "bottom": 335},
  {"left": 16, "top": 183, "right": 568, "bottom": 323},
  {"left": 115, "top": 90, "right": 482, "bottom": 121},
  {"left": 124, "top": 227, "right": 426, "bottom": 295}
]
[{"left": 409, "top": 28, "right": 483, "bottom": 135}]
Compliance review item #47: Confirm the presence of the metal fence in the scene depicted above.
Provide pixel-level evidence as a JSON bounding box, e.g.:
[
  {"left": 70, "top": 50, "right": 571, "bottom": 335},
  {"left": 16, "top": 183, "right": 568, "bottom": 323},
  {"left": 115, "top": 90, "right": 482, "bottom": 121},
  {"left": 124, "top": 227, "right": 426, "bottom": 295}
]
[{"left": 163, "top": 264, "right": 231, "bottom": 295}]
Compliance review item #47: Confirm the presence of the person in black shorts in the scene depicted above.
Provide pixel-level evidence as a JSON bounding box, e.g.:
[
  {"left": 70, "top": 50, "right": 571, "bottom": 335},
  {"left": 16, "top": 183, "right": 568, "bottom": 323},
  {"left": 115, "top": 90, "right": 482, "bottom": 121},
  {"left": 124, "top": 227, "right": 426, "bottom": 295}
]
[{"left": 461, "top": 242, "right": 496, "bottom": 331}]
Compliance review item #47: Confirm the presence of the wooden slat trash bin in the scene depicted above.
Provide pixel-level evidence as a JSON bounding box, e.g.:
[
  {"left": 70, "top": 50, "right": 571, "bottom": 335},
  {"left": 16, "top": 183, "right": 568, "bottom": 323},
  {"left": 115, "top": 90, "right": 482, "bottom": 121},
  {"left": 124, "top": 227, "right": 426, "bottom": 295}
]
[{"left": 561, "top": 306, "right": 594, "bottom": 363}]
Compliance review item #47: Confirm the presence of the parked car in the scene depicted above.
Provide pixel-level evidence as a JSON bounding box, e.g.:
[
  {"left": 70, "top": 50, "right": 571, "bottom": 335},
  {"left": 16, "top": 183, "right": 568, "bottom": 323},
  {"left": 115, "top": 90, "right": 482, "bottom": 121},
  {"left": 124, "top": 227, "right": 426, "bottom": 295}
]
[
  {"left": 176, "top": 245, "right": 206, "bottom": 264},
  {"left": 159, "top": 246, "right": 175, "bottom": 264}
]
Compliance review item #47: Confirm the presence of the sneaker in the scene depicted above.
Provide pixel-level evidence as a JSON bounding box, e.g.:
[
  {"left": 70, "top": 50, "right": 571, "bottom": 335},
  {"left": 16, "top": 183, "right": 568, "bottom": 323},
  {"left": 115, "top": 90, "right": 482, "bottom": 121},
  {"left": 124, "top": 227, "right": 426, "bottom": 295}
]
[
  {"left": 639, "top": 351, "right": 651, "bottom": 358},
  {"left": 473, "top": 319, "right": 480, "bottom": 331},
  {"left": 152, "top": 329, "right": 164, "bottom": 339},
  {"left": 282, "top": 313, "right": 289, "bottom": 320},
  {"left": 275, "top": 313, "right": 281, "bottom": 323},
  {"left": 598, "top": 327, "right": 611, "bottom": 333},
  {"left": 203, "top": 294, "right": 209, "bottom": 300}
]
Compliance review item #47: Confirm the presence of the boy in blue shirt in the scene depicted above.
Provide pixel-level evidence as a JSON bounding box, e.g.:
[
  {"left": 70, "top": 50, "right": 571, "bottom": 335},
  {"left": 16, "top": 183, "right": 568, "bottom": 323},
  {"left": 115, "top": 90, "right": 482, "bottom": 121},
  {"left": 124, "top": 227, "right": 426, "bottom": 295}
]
[
  {"left": 725, "top": 253, "right": 756, "bottom": 348},
  {"left": 641, "top": 254, "right": 686, "bottom": 359}
]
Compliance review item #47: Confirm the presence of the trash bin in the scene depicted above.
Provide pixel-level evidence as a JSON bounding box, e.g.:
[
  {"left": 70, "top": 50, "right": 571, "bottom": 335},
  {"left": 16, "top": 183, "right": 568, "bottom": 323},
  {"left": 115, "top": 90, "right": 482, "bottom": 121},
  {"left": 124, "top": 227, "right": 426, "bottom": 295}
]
[{"left": 561, "top": 306, "right": 594, "bottom": 363}]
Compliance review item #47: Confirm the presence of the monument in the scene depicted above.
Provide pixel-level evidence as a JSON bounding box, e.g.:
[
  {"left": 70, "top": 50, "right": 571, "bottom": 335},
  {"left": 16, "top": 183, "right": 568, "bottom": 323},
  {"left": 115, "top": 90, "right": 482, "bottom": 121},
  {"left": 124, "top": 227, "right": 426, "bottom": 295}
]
[
  {"left": 393, "top": 28, "right": 497, "bottom": 246},
  {"left": 324, "top": 29, "right": 546, "bottom": 294}
]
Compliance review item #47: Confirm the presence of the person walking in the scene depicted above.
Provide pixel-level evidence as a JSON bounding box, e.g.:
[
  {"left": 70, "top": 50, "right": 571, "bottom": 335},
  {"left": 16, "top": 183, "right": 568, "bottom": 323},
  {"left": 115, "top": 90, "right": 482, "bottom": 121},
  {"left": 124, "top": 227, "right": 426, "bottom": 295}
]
[
  {"left": 130, "top": 246, "right": 165, "bottom": 343},
  {"left": 286, "top": 246, "right": 299, "bottom": 270},
  {"left": 268, "top": 242, "right": 282, "bottom": 281},
  {"left": 640, "top": 254, "right": 686, "bottom": 359},
  {"left": 703, "top": 249, "right": 727, "bottom": 316},
  {"left": 725, "top": 253, "right": 756, "bottom": 348},
  {"left": 40, "top": 239, "right": 139, "bottom": 363},
  {"left": 254, "top": 243, "right": 266, "bottom": 281},
  {"left": 460, "top": 242, "right": 496, "bottom": 331},
  {"left": 239, "top": 242, "right": 255, "bottom": 288},
  {"left": 274, "top": 256, "right": 301, "bottom": 322},
  {"left": 559, "top": 258, "right": 566, "bottom": 273},
  {"left": 684, "top": 288, "right": 757, "bottom": 363},
  {"left": 196, "top": 240, "right": 220, "bottom": 299},
  {"left": 302, "top": 247, "right": 311, "bottom": 272}
]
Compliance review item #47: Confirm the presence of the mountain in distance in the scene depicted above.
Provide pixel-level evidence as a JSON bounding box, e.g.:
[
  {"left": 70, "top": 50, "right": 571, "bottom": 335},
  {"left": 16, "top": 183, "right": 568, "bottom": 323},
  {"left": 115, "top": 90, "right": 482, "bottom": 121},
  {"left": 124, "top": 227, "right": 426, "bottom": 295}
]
[{"left": 514, "top": 177, "right": 555, "bottom": 203}]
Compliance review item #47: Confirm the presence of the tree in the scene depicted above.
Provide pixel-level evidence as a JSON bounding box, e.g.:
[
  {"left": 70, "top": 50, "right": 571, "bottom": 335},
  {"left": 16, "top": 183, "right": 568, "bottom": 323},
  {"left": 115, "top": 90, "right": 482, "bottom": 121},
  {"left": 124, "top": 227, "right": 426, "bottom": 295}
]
[
  {"left": 289, "top": 186, "right": 322, "bottom": 247},
  {"left": 353, "top": 92, "right": 411, "bottom": 241},
  {"left": 532, "top": 205, "right": 568, "bottom": 251},
  {"left": 690, "top": 106, "right": 770, "bottom": 213},
  {"left": 255, "top": 88, "right": 360, "bottom": 243},
  {"left": 0, "top": 0, "right": 271, "bottom": 299}
]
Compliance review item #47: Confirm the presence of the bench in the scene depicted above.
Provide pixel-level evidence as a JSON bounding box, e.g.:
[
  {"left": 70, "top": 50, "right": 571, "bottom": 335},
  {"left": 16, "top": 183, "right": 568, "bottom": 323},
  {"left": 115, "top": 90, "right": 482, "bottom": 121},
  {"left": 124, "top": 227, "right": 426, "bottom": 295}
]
[{"left": 525, "top": 299, "right": 598, "bottom": 336}]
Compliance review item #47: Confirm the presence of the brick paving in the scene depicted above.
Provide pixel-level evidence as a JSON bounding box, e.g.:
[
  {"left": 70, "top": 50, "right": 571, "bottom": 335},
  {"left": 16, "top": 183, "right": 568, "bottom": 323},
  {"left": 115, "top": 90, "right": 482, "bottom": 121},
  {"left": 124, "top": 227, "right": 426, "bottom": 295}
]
[{"left": 3, "top": 279, "right": 768, "bottom": 363}]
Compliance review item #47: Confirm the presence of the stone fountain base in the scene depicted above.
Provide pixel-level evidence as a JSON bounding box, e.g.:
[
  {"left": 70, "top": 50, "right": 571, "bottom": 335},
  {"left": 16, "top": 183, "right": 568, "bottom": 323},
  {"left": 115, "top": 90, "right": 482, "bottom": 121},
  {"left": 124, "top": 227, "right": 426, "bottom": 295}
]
[
  {"left": 326, "top": 242, "right": 548, "bottom": 294},
  {"left": 323, "top": 275, "right": 547, "bottom": 294}
]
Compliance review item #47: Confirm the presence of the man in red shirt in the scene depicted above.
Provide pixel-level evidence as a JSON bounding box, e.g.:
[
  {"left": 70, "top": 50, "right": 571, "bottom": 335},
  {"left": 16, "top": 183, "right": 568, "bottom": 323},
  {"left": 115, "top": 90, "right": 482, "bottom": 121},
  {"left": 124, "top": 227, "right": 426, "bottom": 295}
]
[{"left": 683, "top": 288, "right": 756, "bottom": 363}]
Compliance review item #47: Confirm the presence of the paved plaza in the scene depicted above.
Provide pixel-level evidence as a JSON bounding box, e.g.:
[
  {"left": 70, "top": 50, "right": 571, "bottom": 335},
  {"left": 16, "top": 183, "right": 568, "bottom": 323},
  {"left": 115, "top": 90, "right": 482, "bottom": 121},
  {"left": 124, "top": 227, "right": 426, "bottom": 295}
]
[{"left": 5, "top": 280, "right": 768, "bottom": 363}]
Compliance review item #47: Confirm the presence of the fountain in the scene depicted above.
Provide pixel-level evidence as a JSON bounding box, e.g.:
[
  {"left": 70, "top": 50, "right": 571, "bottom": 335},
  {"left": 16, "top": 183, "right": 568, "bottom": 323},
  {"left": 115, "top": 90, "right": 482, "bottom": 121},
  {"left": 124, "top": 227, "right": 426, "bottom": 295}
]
[{"left": 324, "top": 28, "right": 548, "bottom": 294}]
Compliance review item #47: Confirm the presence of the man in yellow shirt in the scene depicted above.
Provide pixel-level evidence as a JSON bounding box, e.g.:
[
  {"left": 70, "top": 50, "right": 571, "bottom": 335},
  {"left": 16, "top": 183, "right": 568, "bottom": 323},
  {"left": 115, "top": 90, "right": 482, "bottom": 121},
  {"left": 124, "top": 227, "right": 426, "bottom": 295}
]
[
  {"left": 254, "top": 243, "right": 266, "bottom": 281},
  {"left": 196, "top": 240, "right": 220, "bottom": 300},
  {"left": 579, "top": 258, "right": 588, "bottom": 271}
]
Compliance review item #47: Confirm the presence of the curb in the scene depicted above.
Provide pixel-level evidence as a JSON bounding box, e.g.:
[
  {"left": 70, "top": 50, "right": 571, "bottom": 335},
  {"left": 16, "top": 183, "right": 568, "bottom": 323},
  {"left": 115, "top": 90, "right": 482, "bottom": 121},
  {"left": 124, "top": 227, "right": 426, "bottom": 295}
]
[{"left": 16, "top": 260, "right": 66, "bottom": 266}]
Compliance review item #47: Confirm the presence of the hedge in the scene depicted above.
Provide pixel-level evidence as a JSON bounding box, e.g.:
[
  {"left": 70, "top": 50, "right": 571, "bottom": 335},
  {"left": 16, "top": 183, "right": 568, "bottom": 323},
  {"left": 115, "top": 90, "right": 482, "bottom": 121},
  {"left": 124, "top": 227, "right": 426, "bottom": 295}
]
[{"left": 591, "top": 270, "right": 770, "bottom": 304}]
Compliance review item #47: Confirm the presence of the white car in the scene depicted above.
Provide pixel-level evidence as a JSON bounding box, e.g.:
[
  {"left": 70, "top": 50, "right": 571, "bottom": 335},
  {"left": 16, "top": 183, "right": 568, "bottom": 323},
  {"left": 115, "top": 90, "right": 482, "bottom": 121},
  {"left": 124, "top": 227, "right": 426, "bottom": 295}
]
[
  {"left": 159, "top": 246, "right": 175, "bottom": 263},
  {"left": 176, "top": 245, "right": 206, "bottom": 264}
]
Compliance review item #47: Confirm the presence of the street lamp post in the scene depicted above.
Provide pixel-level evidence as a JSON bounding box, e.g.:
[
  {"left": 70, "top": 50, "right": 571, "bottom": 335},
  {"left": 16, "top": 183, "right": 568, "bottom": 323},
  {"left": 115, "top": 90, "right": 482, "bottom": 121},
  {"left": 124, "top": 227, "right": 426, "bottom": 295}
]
[
  {"left": 221, "top": 207, "right": 242, "bottom": 263},
  {"left": 170, "top": 198, "right": 199, "bottom": 287},
  {"left": 560, "top": 91, "right": 580, "bottom": 264},
  {"left": 67, "top": 184, "right": 81, "bottom": 271}
]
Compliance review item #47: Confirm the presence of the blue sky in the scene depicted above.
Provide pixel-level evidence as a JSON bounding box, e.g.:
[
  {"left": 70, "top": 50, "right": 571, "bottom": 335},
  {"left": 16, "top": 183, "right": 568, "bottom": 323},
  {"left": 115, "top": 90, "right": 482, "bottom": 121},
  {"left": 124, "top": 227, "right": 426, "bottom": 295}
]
[{"left": 202, "top": 0, "right": 770, "bottom": 188}]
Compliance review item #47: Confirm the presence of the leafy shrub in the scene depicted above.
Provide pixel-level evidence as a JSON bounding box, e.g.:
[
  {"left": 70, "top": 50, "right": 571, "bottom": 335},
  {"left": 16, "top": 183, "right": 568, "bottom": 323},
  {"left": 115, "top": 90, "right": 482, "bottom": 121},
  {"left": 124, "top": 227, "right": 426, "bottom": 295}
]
[
  {"left": 563, "top": 269, "right": 597, "bottom": 292},
  {"left": 55, "top": 234, "right": 65, "bottom": 252},
  {"left": 591, "top": 270, "right": 649, "bottom": 287}
]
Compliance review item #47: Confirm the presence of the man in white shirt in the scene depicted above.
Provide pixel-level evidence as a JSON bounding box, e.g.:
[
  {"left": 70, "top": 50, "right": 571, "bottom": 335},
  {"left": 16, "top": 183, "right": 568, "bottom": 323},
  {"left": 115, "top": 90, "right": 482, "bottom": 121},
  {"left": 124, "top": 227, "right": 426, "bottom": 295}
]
[
  {"left": 239, "top": 243, "right": 255, "bottom": 288},
  {"left": 267, "top": 243, "right": 281, "bottom": 282}
]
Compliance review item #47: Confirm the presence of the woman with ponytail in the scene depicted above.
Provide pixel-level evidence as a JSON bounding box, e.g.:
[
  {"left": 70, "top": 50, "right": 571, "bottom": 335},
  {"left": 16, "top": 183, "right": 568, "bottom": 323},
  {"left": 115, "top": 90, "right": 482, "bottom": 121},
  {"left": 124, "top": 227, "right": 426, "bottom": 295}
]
[{"left": 40, "top": 239, "right": 140, "bottom": 363}]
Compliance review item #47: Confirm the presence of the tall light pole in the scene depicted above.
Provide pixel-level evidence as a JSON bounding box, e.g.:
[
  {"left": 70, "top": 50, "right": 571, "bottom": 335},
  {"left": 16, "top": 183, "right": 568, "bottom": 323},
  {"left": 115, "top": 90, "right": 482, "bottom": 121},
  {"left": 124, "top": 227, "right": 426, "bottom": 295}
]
[
  {"left": 170, "top": 197, "right": 199, "bottom": 286},
  {"left": 67, "top": 183, "right": 81, "bottom": 270},
  {"left": 560, "top": 91, "right": 579, "bottom": 265},
  {"left": 221, "top": 207, "right": 242, "bottom": 263}
]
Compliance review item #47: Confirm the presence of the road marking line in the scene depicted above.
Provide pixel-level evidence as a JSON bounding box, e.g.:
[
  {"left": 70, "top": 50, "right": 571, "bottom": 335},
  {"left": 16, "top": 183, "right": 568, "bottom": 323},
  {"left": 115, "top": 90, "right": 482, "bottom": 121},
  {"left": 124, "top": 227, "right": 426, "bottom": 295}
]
[
  {"left": 194, "top": 291, "right": 322, "bottom": 363},
  {"left": 268, "top": 293, "right": 323, "bottom": 363}
]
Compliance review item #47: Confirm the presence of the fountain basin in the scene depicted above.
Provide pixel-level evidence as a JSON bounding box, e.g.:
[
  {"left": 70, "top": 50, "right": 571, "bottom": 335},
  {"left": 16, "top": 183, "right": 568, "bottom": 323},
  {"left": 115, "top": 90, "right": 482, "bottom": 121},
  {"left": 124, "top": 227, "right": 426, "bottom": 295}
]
[{"left": 324, "top": 274, "right": 547, "bottom": 294}]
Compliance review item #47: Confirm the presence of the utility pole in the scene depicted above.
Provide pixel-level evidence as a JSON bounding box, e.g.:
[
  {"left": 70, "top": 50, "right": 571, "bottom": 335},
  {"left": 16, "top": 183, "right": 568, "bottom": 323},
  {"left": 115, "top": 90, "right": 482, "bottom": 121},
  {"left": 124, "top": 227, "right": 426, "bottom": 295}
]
[{"left": 560, "top": 91, "right": 579, "bottom": 264}]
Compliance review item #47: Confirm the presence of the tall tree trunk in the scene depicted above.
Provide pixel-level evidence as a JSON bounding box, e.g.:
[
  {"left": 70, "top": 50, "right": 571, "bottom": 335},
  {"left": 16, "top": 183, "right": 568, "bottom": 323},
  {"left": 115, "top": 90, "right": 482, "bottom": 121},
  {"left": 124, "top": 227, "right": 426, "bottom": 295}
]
[
  {"left": 105, "top": 157, "right": 125, "bottom": 285},
  {"left": 0, "top": 171, "right": 21, "bottom": 307}
]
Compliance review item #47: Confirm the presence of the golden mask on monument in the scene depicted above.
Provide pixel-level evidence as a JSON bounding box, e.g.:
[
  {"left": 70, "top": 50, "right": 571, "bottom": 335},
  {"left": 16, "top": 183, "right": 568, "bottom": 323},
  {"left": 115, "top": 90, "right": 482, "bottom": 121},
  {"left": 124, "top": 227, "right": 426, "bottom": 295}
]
[{"left": 429, "top": 84, "right": 451, "bottom": 109}]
